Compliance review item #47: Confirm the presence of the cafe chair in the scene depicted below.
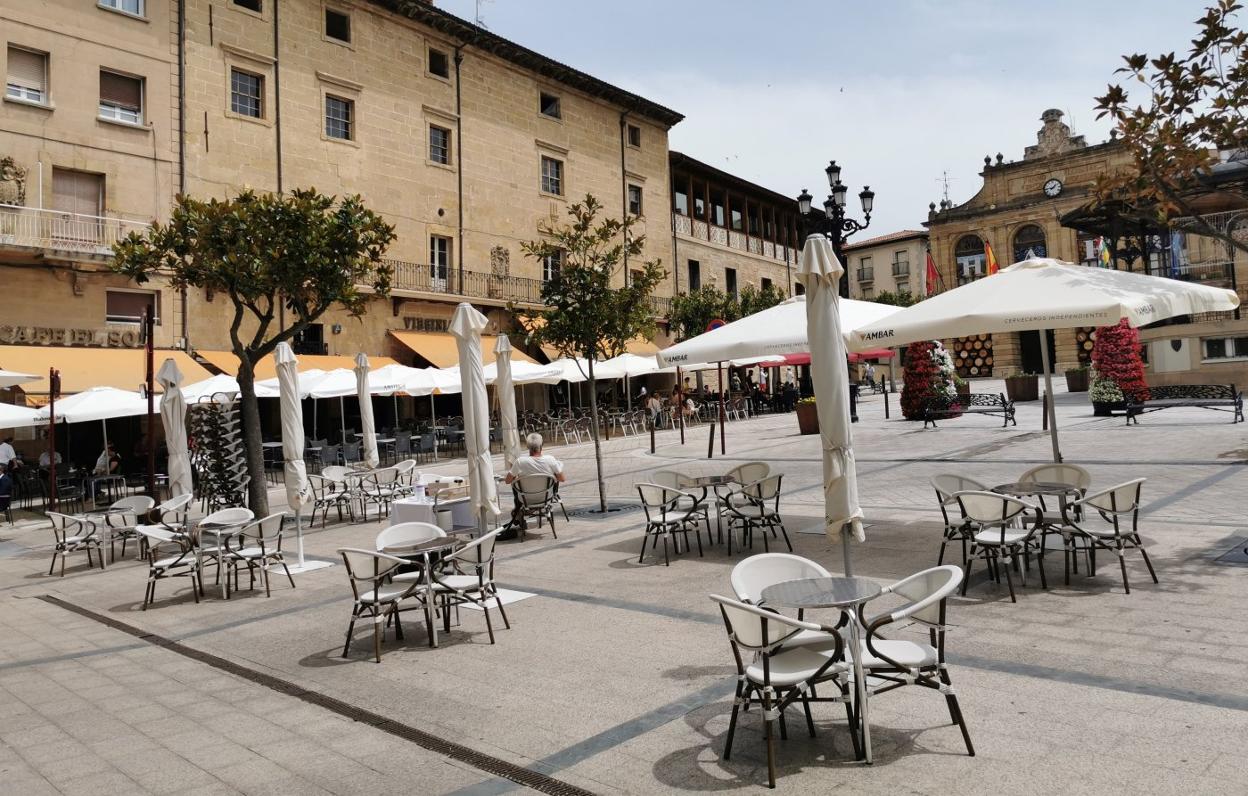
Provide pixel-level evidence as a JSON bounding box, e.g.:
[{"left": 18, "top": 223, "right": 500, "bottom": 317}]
[
  {"left": 709, "top": 594, "right": 855, "bottom": 789},
  {"left": 223, "top": 513, "right": 293, "bottom": 598},
  {"left": 929, "top": 474, "right": 988, "bottom": 566},
  {"left": 358, "top": 467, "right": 400, "bottom": 522},
  {"left": 855, "top": 565, "right": 975, "bottom": 760},
  {"left": 514, "top": 474, "right": 561, "bottom": 540},
  {"left": 338, "top": 548, "right": 425, "bottom": 663},
  {"left": 730, "top": 553, "right": 847, "bottom": 645},
  {"left": 429, "top": 528, "right": 510, "bottom": 644},
  {"left": 47, "top": 512, "right": 103, "bottom": 576},
  {"left": 652, "top": 470, "right": 710, "bottom": 530},
  {"left": 955, "top": 491, "right": 1046, "bottom": 603},
  {"left": 196, "top": 507, "right": 255, "bottom": 585},
  {"left": 102, "top": 495, "right": 155, "bottom": 562},
  {"left": 376, "top": 521, "right": 445, "bottom": 553},
  {"left": 636, "top": 482, "right": 711, "bottom": 566},
  {"left": 309, "top": 473, "right": 355, "bottom": 527},
  {"left": 724, "top": 474, "right": 792, "bottom": 555},
  {"left": 1060, "top": 478, "right": 1156, "bottom": 594},
  {"left": 134, "top": 524, "right": 203, "bottom": 610},
  {"left": 392, "top": 459, "right": 418, "bottom": 497}
]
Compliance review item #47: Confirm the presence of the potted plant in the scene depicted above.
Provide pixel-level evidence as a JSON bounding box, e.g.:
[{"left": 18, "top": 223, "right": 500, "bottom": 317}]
[
  {"left": 795, "top": 396, "right": 819, "bottom": 435},
  {"left": 1089, "top": 319, "right": 1148, "bottom": 414},
  {"left": 1004, "top": 371, "right": 1040, "bottom": 402},
  {"left": 955, "top": 375, "right": 970, "bottom": 397},
  {"left": 1065, "top": 365, "right": 1090, "bottom": 393},
  {"left": 1089, "top": 370, "right": 1126, "bottom": 415}
]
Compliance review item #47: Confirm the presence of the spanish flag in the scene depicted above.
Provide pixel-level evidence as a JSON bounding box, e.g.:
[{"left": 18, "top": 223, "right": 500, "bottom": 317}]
[{"left": 985, "top": 240, "right": 1000, "bottom": 275}]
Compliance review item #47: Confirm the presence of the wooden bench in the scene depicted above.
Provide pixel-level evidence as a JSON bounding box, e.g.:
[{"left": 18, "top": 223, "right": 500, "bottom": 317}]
[
  {"left": 923, "top": 393, "right": 1017, "bottom": 429},
  {"left": 1125, "top": 384, "right": 1243, "bottom": 424}
]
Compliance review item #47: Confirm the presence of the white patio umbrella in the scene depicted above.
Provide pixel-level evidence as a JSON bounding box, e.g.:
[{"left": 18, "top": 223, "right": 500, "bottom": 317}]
[
  {"left": 480, "top": 360, "right": 564, "bottom": 385},
  {"left": 182, "top": 374, "right": 243, "bottom": 403},
  {"left": 0, "top": 370, "right": 37, "bottom": 389},
  {"left": 848, "top": 257, "right": 1242, "bottom": 462},
  {"left": 494, "top": 336, "right": 522, "bottom": 468},
  {"left": 799, "top": 236, "right": 866, "bottom": 574},
  {"left": 602, "top": 352, "right": 664, "bottom": 409},
  {"left": 275, "top": 343, "right": 326, "bottom": 573},
  {"left": 0, "top": 402, "right": 40, "bottom": 428},
  {"left": 354, "top": 353, "right": 379, "bottom": 469},
  {"left": 450, "top": 303, "right": 499, "bottom": 531},
  {"left": 34, "top": 386, "right": 148, "bottom": 423},
  {"left": 156, "top": 359, "right": 193, "bottom": 499}
]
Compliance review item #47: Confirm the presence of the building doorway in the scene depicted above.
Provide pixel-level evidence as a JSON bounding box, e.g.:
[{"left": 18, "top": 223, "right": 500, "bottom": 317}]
[{"left": 1019, "top": 329, "right": 1056, "bottom": 374}]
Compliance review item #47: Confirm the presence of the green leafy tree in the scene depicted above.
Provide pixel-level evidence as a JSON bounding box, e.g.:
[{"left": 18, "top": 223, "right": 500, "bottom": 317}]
[
  {"left": 872, "top": 289, "right": 920, "bottom": 307},
  {"left": 1094, "top": 1, "right": 1248, "bottom": 254},
  {"left": 521, "top": 195, "right": 665, "bottom": 512},
  {"left": 738, "top": 281, "right": 787, "bottom": 317},
  {"left": 112, "top": 189, "right": 396, "bottom": 513},
  {"left": 669, "top": 286, "right": 737, "bottom": 341}
]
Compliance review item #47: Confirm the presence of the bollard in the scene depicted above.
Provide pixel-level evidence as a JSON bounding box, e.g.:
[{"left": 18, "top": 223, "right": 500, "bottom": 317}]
[
  {"left": 883, "top": 382, "right": 890, "bottom": 419},
  {"left": 1042, "top": 392, "right": 1049, "bottom": 431},
  {"left": 707, "top": 420, "right": 716, "bottom": 459},
  {"left": 850, "top": 384, "right": 860, "bottom": 423},
  {"left": 649, "top": 418, "right": 656, "bottom": 454}
]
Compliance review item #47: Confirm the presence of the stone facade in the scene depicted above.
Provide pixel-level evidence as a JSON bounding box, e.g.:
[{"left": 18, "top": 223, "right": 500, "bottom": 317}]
[{"left": 843, "top": 230, "right": 929, "bottom": 300}]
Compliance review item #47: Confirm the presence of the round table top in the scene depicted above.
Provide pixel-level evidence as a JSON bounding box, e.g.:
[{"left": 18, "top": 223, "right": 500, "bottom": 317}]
[
  {"left": 382, "top": 537, "right": 461, "bottom": 556},
  {"left": 682, "top": 474, "right": 736, "bottom": 488},
  {"left": 992, "top": 481, "right": 1081, "bottom": 497},
  {"left": 760, "top": 576, "right": 882, "bottom": 609}
]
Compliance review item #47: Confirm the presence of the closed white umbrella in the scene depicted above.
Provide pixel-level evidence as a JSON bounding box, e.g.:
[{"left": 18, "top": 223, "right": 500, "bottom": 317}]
[
  {"left": 275, "top": 343, "right": 324, "bottom": 572},
  {"left": 799, "top": 236, "right": 865, "bottom": 574},
  {"left": 0, "top": 402, "right": 40, "bottom": 428},
  {"left": 450, "top": 303, "right": 499, "bottom": 530},
  {"left": 354, "top": 353, "right": 379, "bottom": 469},
  {"left": 849, "top": 257, "right": 1242, "bottom": 461},
  {"left": 156, "top": 359, "right": 193, "bottom": 499},
  {"left": 494, "top": 336, "right": 522, "bottom": 468},
  {"left": 0, "top": 370, "right": 37, "bottom": 389}
]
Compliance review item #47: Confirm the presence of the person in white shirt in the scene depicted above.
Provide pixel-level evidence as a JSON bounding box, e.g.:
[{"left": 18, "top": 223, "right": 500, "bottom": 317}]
[
  {"left": 0, "top": 437, "right": 17, "bottom": 468},
  {"left": 504, "top": 433, "right": 565, "bottom": 485},
  {"left": 38, "top": 450, "right": 62, "bottom": 468}
]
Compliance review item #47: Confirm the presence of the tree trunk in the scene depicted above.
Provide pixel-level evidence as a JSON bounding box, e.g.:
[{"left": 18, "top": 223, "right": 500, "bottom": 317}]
[
  {"left": 587, "top": 357, "right": 607, "bottom": 512},
  {"left": 236, "top": 357, "right": 269, "bottom": 515}
]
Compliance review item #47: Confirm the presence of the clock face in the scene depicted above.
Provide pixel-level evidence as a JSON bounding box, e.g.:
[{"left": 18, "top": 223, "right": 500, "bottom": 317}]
[{"left": 1043, "top": 178, "right": 1063, "bottom": 197}]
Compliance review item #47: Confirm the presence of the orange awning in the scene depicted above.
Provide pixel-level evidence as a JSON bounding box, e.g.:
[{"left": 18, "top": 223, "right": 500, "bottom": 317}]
[
  {"left": 197, "top": 350, "right": 397, "bottom": 381},
  {"left": 0, "top": 346, "right": 212, "bottom": 397},
  {"left": 389, "top": 331, "right": 537, "bottom": 368}
]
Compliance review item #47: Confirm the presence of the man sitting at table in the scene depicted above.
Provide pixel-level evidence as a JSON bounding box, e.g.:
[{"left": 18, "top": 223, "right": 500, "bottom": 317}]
[{"left": 502, "top": 433, "right": 565, "bottom": 537}]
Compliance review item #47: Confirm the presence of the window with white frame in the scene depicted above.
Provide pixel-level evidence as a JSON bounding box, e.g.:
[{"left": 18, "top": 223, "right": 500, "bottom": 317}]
[
  {"left": 1203, "top": 336, "right": 1248, "bottom": 361},
  {"left": 230, "top": 69, "right": 263, "bottom": 118},
  {"left": 542, "top": 249, "right": 563, "bottom": 283},
  {"left": 6, "top": 46, "right": 47, "bottom": 104},
  {"left": 430, "top": 235, "right": 452, "bottom": 285},
  {"left": 540, "top": 155, "right": 563, "bottom": 196},
  {"left": 99, "top": 0, "right": 144, "bottom": 16},
  {"left": 106, "top": 290, "right": 159, "bottom": 325},
  {"left": 99, "top": 70, "right": 143, "bottom": 124},
  {"left": 429, "top": 124, "right": 451, "bottom": 165},
  {"left": 627, "top": 184, "right": 643, "bottom": 216},
  {"left": 324, "top": 94, "right": 353, "bottom": 140}
]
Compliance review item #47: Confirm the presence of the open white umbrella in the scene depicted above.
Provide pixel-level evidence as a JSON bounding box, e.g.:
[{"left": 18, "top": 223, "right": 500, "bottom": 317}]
[
  {"left": 34, "top": 386, "right": 148, "bottom": 423},
  {"left": 481, "top": 360, "right": 564, "bottom": 385},
  {"left": 0, "top": 402, "right": 40, "bottom": 428},
  {"left": 494, "top": 337, "right": 523, "bottom": 468},
  {"left": 0, "top": 370, "right": 37, "bottom": 389},
  {"left": 156, "top": 359, "right": 193, "bottom": 498},
  {"left": 354, "top": 354, "right": 379, "bottom": 469},
  {"left": 370, "top": 363, "right": 441, "bottom": 396},
  {"left": 849, "top": 257, "right": 1242, "bottom": 461},
  {"left": 275, "top": 343, "right": 325, "bottom": 572},
  {"left": 800, "top": 236, "right": 866, "bottom": 574},
  {"left": 450, "top": 303, "right": 499, "bottom": 530}
]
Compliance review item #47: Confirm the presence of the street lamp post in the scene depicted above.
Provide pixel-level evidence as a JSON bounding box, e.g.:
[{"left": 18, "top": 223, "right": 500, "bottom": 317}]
[{"left": 796, "top": 160, "right": 875, "bottom": 299}]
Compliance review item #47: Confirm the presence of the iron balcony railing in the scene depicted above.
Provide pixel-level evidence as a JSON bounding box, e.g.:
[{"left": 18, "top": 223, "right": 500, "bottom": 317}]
[
  {"left": 856, "top": 268, "right": 874, "bottom": 283},
  {"left": 891, "top": 264, "right": 910, "bottom": 278},
  {"left": 0, "top": 204, "right": 150, "bottom": 256}
]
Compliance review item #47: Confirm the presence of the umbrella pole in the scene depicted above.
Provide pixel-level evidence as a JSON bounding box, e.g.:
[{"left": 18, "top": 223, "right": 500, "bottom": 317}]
[
  {"left": 716, "top": 363, "right": 726, "bottom": 455},
  {"left": 1040, "top": 331, "right": 1061, "bottom": 462},
  {"left": 339, "top": 397, "right": 346, "bottom": 445},
  {"left": 430, "top": 394, "right": 438, "bottom": 459},
  {"left": 841, "top": 525, "right": 854, "bottom": 577},
  {"left": 296, "top": 513, "right": 305, "bottom": 567},
  {"left": 313, "top": 399, "right": 317, "bottom": 439}
]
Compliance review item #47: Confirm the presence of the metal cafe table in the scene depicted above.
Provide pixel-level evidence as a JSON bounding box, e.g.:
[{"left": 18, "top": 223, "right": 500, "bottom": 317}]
[
  {"left": 379, "top": 531, "right": 473, "bottom": 648},
  {"left": 760, "top": 576, "right": 883, "bottom": 764}
]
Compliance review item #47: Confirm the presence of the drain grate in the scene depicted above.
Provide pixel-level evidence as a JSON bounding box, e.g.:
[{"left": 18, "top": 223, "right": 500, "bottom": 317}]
[{"left": 38, "top": 595, "right": 596, "bottom": 796}]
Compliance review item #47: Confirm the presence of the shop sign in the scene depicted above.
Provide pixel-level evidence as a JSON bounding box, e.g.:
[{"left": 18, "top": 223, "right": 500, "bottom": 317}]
[
  {"left": 402, "top": 317, "right": 449, "bottom": 332},
  {"left": 0, "top": 325, "right": 143, "bottom": 347}
]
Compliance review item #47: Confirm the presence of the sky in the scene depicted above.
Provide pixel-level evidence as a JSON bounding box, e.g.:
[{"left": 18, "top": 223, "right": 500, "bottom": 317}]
[{"left": 436, "top": 0, "right": 1207, "bottom": 235}]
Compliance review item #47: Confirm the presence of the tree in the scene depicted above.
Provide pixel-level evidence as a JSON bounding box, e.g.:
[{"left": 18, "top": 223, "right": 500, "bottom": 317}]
[
  {"left": 669, "top": 286, "right": 736, "bottom": 341},
  {"left": 900, "top": 340, "right": 958, "bottom": 420},
  {"left": 112, "top": 189, "right": 396, "bottom": 513},
  {"left": 737, "top": 281, "right": 787, "bottom": 318},
  {"left": 521, "top": 195, "right": 665, "bottom": 512},
  {"left": 872, "top": 289, "right": 920, "bottom": 307},
  {"left": 1090, "top": 319, "right": 1149, "bottom": 404},
  {"left": 1094, "top": 1, "right": 1248, "bottom": 255}
]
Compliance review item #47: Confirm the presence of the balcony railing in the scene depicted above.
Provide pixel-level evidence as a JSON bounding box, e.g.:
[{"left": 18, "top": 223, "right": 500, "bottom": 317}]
[
  {"left": 891, "top": 264, "right": 910, "bottom": 278},
  {"left": 672, "top": 212, "right": 791, "bottom": 263},
  {"left": 0, "top": 204, "right": 150, "bottom": 256},
  {"left": 857, "top": 268, "right": 874, "bottom": 283}
]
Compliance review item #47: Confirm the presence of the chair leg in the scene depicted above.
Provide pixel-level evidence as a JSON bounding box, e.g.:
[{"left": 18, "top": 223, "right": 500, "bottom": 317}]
[
  {"left": 723, "top": 681, "right": 743, "bottom": 761},
  {"left": 1137, "top": 540, "right": 1159, "bottom": 584},
  {"left": 938, "top": 538, "right": 948, "bottom": 565},
  {"left": 940, "top": 669, "right": 975, "bottom": 756},
  {"left": 638, "top": 528, "right": 651, "bottom": 564},
  {"left": 281, "top": 559, "right": 295, "bottom": 589},
  {"left": 494, "top": 592, "right": 511, "bottom": 629},
  {"left": 1116, "top": 541, "right": 1131, "bottom": 594},
  {"left": 482, "top": 601, "right": 496, "bottom": 644},
  {"left": 342, "top": 606, "right": 359, "bottom": 658},
  {"left": 1001, "top": 552, "right": 1016, "bottom": 602},
  {"left": 801, "top": 693, "right": 816, "bottom": 737},
  {"left": 761, "top": 688, "right": 777, "bottom": 789}
]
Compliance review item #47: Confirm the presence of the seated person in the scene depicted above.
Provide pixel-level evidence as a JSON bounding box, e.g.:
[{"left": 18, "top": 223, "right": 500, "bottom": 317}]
[
  {"left": 0, "top": 464, "right": 12, "bottom": 514},
  {"left": 38, "top": 449, "right": 63, "bottom": 469},
  {"left": 94, "top": 442, "right": 121, "bottom": 476},
  {"left": 503, "top": 433, "right": 565, "bottom": 534}
]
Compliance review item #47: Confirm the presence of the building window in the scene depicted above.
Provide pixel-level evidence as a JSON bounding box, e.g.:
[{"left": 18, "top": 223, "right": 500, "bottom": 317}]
[
  {"left": 688, "top": 260, "right": 700, "bottom": 291},
  {"left": 761, "top": 277, "right": 773, "bottom": 293},
  {"left": 627, "top": 123, "right": 641, "bottom": 148},
  {"left": 1203, "top": 336, "right": 1248, "bottom": 361},
  {"left": 747, "top": 204, "right": 761, "bottom": 237},
  {"left": 292, "top": 323, "right": 325, "bottom": 355},
  {"left": 862, "top": 287, "right": 874, "bottom": 300},
  {"left": 99, "top": 0, "right": 144, "bottom": 16},
  {"left": 627, "top": 184, "right": 642, "bottom": 216},
  {"left": 673, "top": 181, "right": 688, "bottom": 216},
  {"left": 954, "top": 235, "right": 986, "bottom": 285},
  {"left": 430, "top": 235, "right": 452, "bottom": 286},
  {"left": 725, "top": 267, "right": 738, "bottom": 299},
  {"left": 709, "top": 189, "right": 725, "bottom": 227},
  {"left": 539, "top": 92, "right": 561, "bottom": 119},
  {"left": 52, "top": 168, "right": 103, "bottom": 218},
  {"left": 891, "top": 250, "right": 909, "bottom": 278},
  {"left": 233, "top": 0, "right": 262, "bottom": 11},
  {"left": 325, "top": 9, "right": 351, "bottom": 43},
  {"left": 1012, "top": 224, "right": 1047, "bottom": 262},
  {"left": 106, "top": 290, "right": 159, "bottom": 325},
  {"left": 429, "top": 124, "right": 451, "bottom": 164},
  {"left": 729, "top": 200, "right": 743, "bottom": 232},
  {"left": 857, "top": 256, "right": 874, "bottom": 283},
  {"left": 540, "top": 155, "right": 563, "bottom": 196},
  {"left": 324, "top": 94, "right": 352, "bottom": 140},
  {"left": 230, "top": 69, "right": 263, "bottom": 118},
  {"left": 428, "top": 48, "right": 450, "bottom": 78},
  {"left": 6, "top": 46, "right": 48, "bottom": 104},
  {"left": 99, "top": 70, "right": 143, "bottom": 124},
  {"left": 542, "top": 249, "right": 563, "bottom": 283}
]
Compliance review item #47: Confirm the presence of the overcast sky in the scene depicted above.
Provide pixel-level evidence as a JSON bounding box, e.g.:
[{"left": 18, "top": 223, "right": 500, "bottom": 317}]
[{"left": 439, "top": 0, "right": 1204, "bottom": 234}]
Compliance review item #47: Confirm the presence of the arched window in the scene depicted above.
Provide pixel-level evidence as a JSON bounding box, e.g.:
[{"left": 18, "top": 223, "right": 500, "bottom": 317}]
[
  {"left": 1012, "top": 224, "right": 1047, "bottom": 262},
  {"left": 954, "top": 235, "right": 985, "bottom": 285}
]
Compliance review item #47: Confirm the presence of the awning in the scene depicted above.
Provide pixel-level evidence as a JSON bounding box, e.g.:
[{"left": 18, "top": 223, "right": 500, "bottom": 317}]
[
  {"left": 197, "top": 350, "right": 397, "bottom": 381},
  {"left": 0, "top": 346, "right": 213, "bottom": 397},
  {"left": 847, "top": 348, "right": 896, "bottom": 363},
  {"left": 389, "top": 331, "right": 536, "bottom": 368}
]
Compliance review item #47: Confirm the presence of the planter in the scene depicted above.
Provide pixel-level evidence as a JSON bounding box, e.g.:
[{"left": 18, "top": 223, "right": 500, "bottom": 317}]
[
  {"left": 956, "top": 381, "right": 970, "bottom": 397},
  {"left": 1092, "top": 400, "right": 1126, "bottom": 416},
  {"left": 1065, "top": 369, "right": 1089, "bottom": 393},
  {"left": 795, "top": 402, "right": 820, "bottom": 435},
  {"left": 1004, "top": 374, "right": 1040, "bottom": 403}
]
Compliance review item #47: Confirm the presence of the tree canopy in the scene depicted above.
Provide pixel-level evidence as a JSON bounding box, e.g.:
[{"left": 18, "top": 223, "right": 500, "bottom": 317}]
[{"left": 668, "top": 281, "right": 787, "bottom": 342}]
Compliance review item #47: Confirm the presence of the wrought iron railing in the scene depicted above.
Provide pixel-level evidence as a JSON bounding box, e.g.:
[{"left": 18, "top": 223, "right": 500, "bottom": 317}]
[
  {"left": 0, "top": 204, "right": 149, "bottom": 255},
  {"left": 857, "top": 268, "right": 874, "bottom": 283},
  {"left": 673, "top": 213, "right": 791, "bottom": 264}
]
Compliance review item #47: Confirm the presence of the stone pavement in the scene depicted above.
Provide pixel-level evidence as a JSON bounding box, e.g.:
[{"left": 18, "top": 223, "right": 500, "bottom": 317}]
[{"left": 1, "top": 377, "right": 1247, "bottom": 794}]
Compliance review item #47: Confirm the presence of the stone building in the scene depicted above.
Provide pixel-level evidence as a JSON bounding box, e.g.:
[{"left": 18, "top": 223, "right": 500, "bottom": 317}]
[
  {"left": 1, "top": 0, "right": 683, "bottom": 404},
  {"left": 843, "top": 230, "right": 929, "bottom": 301}
]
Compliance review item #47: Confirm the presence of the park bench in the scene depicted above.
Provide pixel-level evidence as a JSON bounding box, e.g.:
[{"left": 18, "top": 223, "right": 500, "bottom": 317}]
[
  {"left": 1124, "top": 384, "right": 1243, "bottom": 425},
  {"left": 923, "top": 393, "right": 1017, "bottom": 429}
]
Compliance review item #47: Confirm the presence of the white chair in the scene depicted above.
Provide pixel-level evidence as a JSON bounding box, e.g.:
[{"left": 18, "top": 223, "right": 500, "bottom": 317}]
[
  {"left": 47, "top": 512, "right": 103, "bottom": 576},
  {"left": 653, "top": 470, "right": 711, "bottom": 532},
  {"left": 428, "top": 528, "right": 511, "bottom": 644},
  {"left": 392, "top": 459, "right": 418, "bottom": 497},
  {"left": 309, "top": 473, "right": 354, "bottom": 527},
  {"left": 337, "top": 547, "right": 424, "bottom": 663},
  {"left": 358, "top": 467, "right": 400, "bottom": 521},
  {"left": 1018, "top": 463, "right": 1093, "bottom": 576},
  {"left": 955, "top": 491, "right": 1046, "bottom": 602},
  {"left": 930, "top": 474, "right": 988, "bottom": 566},
  {"left": 514, "top": 474, "right": 560, "bottom": 540},
  {"left": 717, "top": 462, "right": 771, "bottom": 527},
  {"left": 636, "top": 482, "right": 710, "bottom": 566},
  {"left": 855, "top": 565, "right": 975, "bottom": 761},
  {"left": 710, "top": 594, "right": 855, "bottom": 789},
  {"left": 102, "top": 495, "right": 155, "bottom": 562},
  {"left": 223, "top": 513, "right": 294, "bottom": 598},
  {"left": 154, "top": 493, "right": 193, "bottom": 530},
  {"left": 1061, "top": 478, "right": 1156, "bottom": 594},
  {"left": 730, "top": 553, "right": 843, "bottom": 648},
  {"left": 376, "top": 521, "right": 445, "bottom": 553},
  {"left": 723, "top": 474, "right": 792, "bottom": 555},
  {"left": 134, "top": 524, "right": 202, "bottom": 609},
  {"left": 196, "top": 507, "right": 255, "bottom": 590}
]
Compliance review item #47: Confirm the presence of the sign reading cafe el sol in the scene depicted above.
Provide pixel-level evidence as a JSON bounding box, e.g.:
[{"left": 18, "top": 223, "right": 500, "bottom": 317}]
[{"left": 0, "top": 325, "right": 144, "bottom": 348}]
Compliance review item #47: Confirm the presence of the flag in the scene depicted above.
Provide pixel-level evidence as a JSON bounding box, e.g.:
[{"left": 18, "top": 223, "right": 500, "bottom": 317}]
[
  {"left": 985, "top": 240, "right": 1000, "bottom": 275},
  {"left": 925, "top": 249, "right": 940, "bottom": 295},
  {"left": 1169, "top": 230, "right": 1186, "bottom": 278},
  {"left": 1097, "top": 237, "right": 1113, "bottom": 268}
]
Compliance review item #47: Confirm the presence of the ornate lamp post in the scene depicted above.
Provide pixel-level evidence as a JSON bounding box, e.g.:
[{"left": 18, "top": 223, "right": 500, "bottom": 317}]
[{"left": 796, "top": 160, "right": 875, "bottom": 298}]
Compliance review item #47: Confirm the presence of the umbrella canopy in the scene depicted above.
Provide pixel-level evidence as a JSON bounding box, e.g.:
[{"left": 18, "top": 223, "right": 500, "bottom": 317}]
[
  {"left": 450, "top": 303, "right": 499, "bottom": 525},
  {"left": 848, "top": 257, "right": 1242, "bottom": 460},
  {"left": 369, "top": 363, "right": 442, "bottom": 396},
  {"left": 657, "top": 294, "right": 902, "bottom": 367},
  {"left": 600, "top": 352, "right": 664, "bottom": 378},
  {"left": 34, "top": 386, "right": 148, "bottom": 423},
  {"left": 800, "top": 236, "right": 866, "bottom": 567},
  {"left": 482, "top": 359, "right": 564, "bottom": 385},
  {"left": 0, "top": 401, "right": 40, "bottom": 428},
  {"left": 546, "top": 357, "right": 629, "bottom": 382},
  {"left": 253, "top": 369, "right": 330, "bottom": 399},
  {"left": 0, "top": 369, "right": 37, "bottom": 389},
  {"left": 305, "top": 367, "right": 407, "bottom": 400},
  {"left": 182, "top": 374, "right": 244, "bottom": 403},
  {"left": 426, "top": 367, "right": 464, "bottom": 395},
  {"left": 156, "top": 359, "right": 193, "bottom": 498},
  {"left": 494, "top": 336, "right": 523, "bottom": 468},
  {"left": 848, "top": 348, "right": 896, "bottom": 363},
  {"left": 354, "top": 353, "right": 379, "bottom": 469}
]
